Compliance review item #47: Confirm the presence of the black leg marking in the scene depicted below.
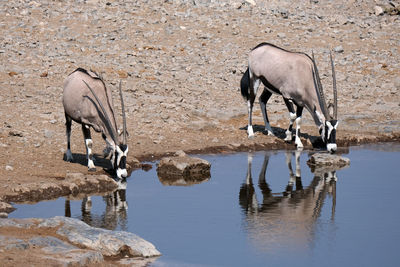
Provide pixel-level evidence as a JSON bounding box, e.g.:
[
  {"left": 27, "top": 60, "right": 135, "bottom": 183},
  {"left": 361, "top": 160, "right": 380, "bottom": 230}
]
[{"left": 65, "top": 113, "right": 74, "bottom": 162}]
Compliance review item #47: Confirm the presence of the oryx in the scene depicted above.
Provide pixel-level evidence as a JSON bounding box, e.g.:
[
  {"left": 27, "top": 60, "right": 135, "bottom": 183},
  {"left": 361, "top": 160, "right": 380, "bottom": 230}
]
[
  {"left": 240, "top": 43, "right": 338, "bottom": 153},
  {"left": 63, "top": 68, "right": 129, "bottom": 179}
]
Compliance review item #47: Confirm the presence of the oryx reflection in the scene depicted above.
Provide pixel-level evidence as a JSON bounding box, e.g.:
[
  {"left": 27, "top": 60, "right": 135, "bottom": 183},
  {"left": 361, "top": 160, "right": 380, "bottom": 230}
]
[
  {"left": 239, "top": 151, "right": 338, "bottom": 252},
  {"left": 65, "top": 178, "right": 128, "bottom": 231}
]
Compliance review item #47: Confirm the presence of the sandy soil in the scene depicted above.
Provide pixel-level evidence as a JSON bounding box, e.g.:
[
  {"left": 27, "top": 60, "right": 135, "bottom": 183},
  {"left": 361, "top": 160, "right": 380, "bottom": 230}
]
[{"left": 0, "top": 0, "right": 399, "bottom": 265}]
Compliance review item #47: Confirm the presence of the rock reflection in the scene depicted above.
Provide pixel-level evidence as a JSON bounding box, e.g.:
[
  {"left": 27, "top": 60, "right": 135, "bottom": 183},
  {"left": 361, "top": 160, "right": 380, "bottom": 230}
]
[
  {"left": 239, "top": 151, "right": 339, "bottom": 252},
  {"left": 65, "top": 179, "right": 128, "bottom": 231},
  {"left": 157, "top": 172, "right": 210, "bottom": 186}
]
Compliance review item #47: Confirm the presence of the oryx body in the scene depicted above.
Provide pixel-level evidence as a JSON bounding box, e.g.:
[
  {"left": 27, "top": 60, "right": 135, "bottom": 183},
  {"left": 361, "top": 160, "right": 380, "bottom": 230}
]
[
  {"left": 63, "top": 68, "right": 128, "bottom": 179},
  {"left": 241, "top": 43, "right": 338, "bottom": 153}
]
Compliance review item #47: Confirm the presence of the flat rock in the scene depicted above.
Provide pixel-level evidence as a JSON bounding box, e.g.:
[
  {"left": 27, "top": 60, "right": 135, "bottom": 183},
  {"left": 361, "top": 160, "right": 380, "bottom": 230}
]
[
  {"left": 0, "top": 216, "right": 161, "bottom": 263},
  {"left": 307, "top": 153, "right": 350, "bottom": 172},
  {"left": 157, "top": 154, "right": 211, "bottom": 184}
]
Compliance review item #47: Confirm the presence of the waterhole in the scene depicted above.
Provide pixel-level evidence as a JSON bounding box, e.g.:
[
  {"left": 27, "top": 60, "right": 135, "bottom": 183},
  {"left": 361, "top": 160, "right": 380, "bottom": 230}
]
[{"left": 10, "top": 143, "right": 400, "bottom": 267}]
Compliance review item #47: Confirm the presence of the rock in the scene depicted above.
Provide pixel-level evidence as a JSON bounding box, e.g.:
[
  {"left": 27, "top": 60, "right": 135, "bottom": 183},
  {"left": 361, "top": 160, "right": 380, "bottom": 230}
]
[
  {"left": 0, "top": 216, "right": 161, "bottom": 261},
  {"left": 0, "top": 201, "right": 16, "bottom": 213},
  {"left": 374, "top": 6, "right": 384, "bottom": 16},
  {"left": 44, "top": 129, "right": 54, "bottom": 138},
  {"left": 50, "top": 216, "right": 161, "bottom": 257},
  {"left": 8, "top": 130, "right": 23, "bottom": 137},
  {"left": 333, "top": 45, "right": 344, "bottom": 53},
  {"left": 174, "top": 150, "right": 187, "bottom": 157},
  {"left": 307, "top": 153, "right": 350, "bottom": 172},
  {"left": 157, "top": 155, "right": 211, "bottom": 184},
  {"left": 5, "top": 165, "right": 14, "bottom": 171},
  {"left": 245, "top": 0, "right": 256, "bottom": 6}
]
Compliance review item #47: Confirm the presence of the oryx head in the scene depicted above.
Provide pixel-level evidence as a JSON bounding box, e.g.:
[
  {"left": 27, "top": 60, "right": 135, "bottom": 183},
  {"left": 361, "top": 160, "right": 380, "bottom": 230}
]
[
  {"left": 84, "top": 80, "right": 129, "bottom": 179},
  {"left": 313, "top": 51, "right": 339, "bottom": 153}
]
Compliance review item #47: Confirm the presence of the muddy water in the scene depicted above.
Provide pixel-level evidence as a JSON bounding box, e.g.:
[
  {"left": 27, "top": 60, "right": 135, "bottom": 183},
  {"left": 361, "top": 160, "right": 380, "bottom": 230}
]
[{"left": 11, "top": 144, "right": 400, "bottom": 267}]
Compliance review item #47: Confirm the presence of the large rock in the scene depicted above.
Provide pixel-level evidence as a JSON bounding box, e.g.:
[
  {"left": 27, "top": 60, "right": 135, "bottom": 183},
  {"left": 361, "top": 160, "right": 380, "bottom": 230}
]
[{"left": 157, "top": 152, "right": 211, "bottom": 185}]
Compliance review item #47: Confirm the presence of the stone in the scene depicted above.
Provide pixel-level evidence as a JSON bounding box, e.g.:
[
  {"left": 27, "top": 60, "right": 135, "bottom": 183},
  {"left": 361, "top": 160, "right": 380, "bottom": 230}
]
[
  {"left": 5, "top": 165, "right": 13, "bottom": 171},
  {"left": 51, "top": 216, "right": 161, "bottom": 257},
  {"left": 0, "top": 216, "right": 161, "bottom": 261},
  {"left": 374, "top": 6, "right": 384, "bottom": 16},
  {"left": 333, "top": 45, "right": 344, "bottom": 53},
  {"left": 0, "top": 201, "right": 16, "bottom": 213},
  {"left": 157, "top": 155, "right": 211, "bottom": 184},
  {"left": 307, "top": 153, "right": 350, "bottom": 172}
]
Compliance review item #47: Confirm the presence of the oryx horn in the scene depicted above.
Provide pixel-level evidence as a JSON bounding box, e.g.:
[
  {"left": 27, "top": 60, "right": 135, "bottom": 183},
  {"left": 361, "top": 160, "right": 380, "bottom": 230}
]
[
  {"left": 330, "top": 51, "right": 338, "bottom": 120},
  {"left": 312, "top": 51, "right": 330, "bottom": 120},
  {"left": 118, "top": 80, "right": 127, "bottom": 145},
  {"left": 82, "top": 80, "right": 119, "bottom": 144}
]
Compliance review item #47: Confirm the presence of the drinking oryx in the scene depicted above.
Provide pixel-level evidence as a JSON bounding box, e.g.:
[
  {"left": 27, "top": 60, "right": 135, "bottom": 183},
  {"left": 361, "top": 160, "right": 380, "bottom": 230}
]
[
  {"left": 63, "top": 68, "right": 129, "bottom": 179},
  {"left": 240, "top": 43, "right": 338, "bottom": 153}
]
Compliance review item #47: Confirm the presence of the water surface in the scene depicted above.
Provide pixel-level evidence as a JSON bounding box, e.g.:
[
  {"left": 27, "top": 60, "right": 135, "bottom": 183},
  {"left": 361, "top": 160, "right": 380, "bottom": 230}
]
[{"left": 11, "top": 144, "right": 400, "bottom": 267}]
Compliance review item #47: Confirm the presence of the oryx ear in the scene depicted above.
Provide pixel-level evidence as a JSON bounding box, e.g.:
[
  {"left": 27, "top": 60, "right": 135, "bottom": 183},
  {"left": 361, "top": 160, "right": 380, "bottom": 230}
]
[
  {"left": 118, "top": 129, "right": 130, "bottom": 137},
  {"left": 334, "top": 121, "right": 339, "bottom": 129}
]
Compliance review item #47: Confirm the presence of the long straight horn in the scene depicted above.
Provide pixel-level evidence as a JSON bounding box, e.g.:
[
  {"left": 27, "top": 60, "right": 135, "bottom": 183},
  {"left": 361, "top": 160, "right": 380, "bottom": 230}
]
[
  {"left": 311, "top": 51, "right": 330, "bottom": 120},
  {"left": 330, "top": 51, "right": 338, "bottom": 120},
  {"left": 119, "top": 80, "right": 127, "bottom": 145},
  {"left": 82, "top": 80, "right": 119, "bottom": 144}
]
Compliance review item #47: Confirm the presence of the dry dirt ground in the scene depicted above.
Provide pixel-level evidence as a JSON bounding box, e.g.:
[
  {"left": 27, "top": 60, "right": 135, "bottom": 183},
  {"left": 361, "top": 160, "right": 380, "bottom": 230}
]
[{"left": 0, "top": 0, "right": 399, "bottom": 265}]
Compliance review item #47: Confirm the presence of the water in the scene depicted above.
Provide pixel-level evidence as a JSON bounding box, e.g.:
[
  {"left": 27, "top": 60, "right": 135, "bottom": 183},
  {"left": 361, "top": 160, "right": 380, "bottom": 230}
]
[{"left": 10, "top": 144, "right": 400, "bottom": 267}]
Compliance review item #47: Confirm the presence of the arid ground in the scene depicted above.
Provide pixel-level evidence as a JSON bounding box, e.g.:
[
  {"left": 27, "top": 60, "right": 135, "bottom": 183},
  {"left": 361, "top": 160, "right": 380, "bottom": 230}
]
[{"left": 0, "top": 0, "right": 399, "bottom": 265}]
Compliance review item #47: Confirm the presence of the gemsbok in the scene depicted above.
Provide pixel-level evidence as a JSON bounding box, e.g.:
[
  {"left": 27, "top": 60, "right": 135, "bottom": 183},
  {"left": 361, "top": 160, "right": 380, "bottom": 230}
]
[
  {"left": 63, "top": 68, "right": 128, "bottom": 180},
  {"left": 240, "top": 43, "right": 338, "bottom": 153}
]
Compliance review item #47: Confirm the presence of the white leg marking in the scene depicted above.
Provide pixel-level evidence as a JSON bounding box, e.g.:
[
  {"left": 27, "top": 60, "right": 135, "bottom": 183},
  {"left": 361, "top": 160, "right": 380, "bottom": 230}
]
[
  {"left": 284, "top": 130, "right": 293, "bottom": 142},
  {"left": 284, "top": 112, "right": 296, "bottom": 142},
  {"left": 85, "top": 139, "right": 95, "bottom": 170},
  {"left": 247, "top": 125, "right": 254, "bottom": 138},
  {"left": 295, "top": 117, "right": 303, "bottom": 149}
]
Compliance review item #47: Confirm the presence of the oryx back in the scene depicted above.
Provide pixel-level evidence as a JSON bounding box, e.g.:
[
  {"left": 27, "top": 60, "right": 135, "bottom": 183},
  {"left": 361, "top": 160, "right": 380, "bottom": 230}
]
[
  {"left": 248, "top": 43, "right": 317, "bottom": 110},
  {"left": 63, "top": 69, "right": 116, "bottom": 134}
]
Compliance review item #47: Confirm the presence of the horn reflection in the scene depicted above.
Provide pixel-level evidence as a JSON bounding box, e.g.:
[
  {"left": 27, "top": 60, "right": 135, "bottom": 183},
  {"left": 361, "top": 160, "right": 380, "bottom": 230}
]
[
  {"left": 239, "top": 151, "right": 339, "bottom": 252},
  {"left": 64, "top": 178, "right": 128, "bottom": 231}
]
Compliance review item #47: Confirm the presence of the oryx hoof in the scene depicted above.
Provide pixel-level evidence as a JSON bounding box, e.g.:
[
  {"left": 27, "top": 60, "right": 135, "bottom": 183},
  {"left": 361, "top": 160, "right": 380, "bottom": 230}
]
[
  {"left": 248, "top": 134, "right": 255, "bottom": 140},
  {"left": 88, "top": 167, "right": 96, "bottom": 172},
  {"left": 267, "top": 130, "right": 275, "bottom": 136}
]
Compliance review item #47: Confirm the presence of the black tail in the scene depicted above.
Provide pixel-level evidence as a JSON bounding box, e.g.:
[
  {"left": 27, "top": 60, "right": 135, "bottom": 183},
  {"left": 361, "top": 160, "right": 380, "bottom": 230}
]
[{"left": 240, "top": 68, "right": 250, "bottom": 100}]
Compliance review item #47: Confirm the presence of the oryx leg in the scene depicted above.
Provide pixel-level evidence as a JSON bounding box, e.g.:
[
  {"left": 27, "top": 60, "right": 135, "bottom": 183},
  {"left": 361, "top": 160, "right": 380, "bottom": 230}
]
[
  {"left": 247, "top": 77, "right": 261, "bottom": 138},
  {"left": 259, "top": 88, "right": 274, "bottom": 136},
  {"left": 283, "top": 98, "right": 296, "bottom": 142},
  {"left": 294, "top": 106, "right": 304, "bottom": 149},
  {"left": 82, "top": 124, "right": 96, "bottom": 171},
  {"left": 65, "top": 113, "right": 74, "bottom": 162}
]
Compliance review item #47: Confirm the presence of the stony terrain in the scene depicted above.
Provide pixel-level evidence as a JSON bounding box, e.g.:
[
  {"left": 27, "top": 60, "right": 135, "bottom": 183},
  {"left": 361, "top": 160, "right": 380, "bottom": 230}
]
[{"left": 0, "top": 0, "right": 399, "bottom": 265}]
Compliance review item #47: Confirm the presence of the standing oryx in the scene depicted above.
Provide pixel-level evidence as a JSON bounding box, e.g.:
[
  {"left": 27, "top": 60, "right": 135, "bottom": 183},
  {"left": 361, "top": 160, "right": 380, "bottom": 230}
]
[
  {"left": 240, "top": 43, "right": 338, "bottom": 153},
  {"left": 63, "top": 68, "right": 129, "bottom": 179}
]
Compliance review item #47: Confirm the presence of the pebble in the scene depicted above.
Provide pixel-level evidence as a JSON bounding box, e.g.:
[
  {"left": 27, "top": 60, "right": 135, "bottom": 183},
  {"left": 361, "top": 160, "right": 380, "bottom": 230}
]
[{"left": 5, "top": 165, "right": 14, "bottom": 171}]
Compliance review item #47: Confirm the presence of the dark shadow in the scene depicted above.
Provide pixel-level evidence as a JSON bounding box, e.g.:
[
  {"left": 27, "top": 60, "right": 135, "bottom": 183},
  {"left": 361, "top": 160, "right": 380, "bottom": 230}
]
[
  {"left": 63, "top": 153, "right": 113, "bottom": 170},
  {"left": 239, "top": 124, "right": 325, "bottom": 149}
]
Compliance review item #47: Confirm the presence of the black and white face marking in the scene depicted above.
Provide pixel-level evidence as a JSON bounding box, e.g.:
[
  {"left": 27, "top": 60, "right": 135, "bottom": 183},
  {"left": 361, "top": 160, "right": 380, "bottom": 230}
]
[
  {"left": 115, "top": 144, "right": 128, "bottom": 179},
  {"left": 325, "top": 120, "right": 338, "bottom": 153}
]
